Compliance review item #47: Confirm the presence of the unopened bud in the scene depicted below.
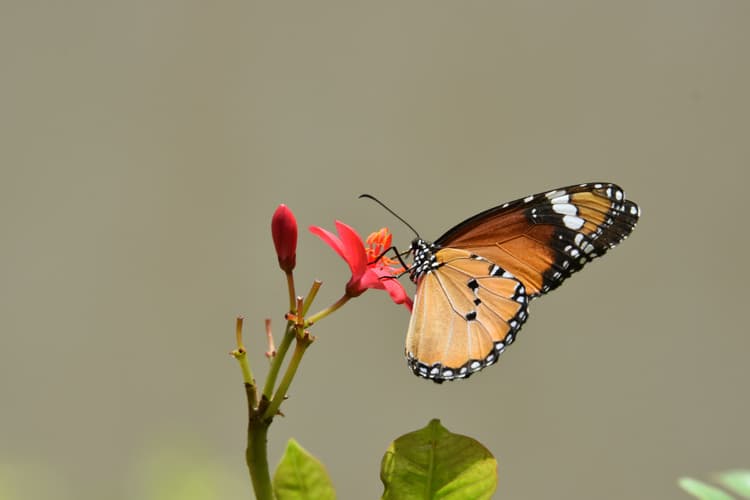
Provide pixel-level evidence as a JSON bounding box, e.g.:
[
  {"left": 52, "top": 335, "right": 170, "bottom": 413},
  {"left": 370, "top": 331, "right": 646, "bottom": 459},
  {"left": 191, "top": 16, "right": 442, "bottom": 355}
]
[{"left": 271, "top": 204, "right": 298, "bottom": 272}]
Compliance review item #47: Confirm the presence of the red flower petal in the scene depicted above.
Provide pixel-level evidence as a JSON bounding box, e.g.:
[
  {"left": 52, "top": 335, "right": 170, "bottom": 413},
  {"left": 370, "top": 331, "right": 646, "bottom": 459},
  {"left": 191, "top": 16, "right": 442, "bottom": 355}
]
[
  {"left": 334, "top": 221, "right": 367, "bottom": 280},
  {"left": 309, "top": 225, "right": 347, "bottom": 261},
  {"left": 368, "top": 266, "right": 413, "bottom": 311},
  {"left": 310, "top": 221, "right": 412, "bottom": 309}
]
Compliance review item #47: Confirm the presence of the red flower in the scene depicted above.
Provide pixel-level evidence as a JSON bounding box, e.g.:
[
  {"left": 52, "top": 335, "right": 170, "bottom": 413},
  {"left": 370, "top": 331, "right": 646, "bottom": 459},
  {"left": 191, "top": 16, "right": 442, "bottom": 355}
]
[
  {"left": 309, "top": 221, "right": 412, "bottom": 311},
  {"left": 272, "top": 204, "right": 297, "bottom": 272}
]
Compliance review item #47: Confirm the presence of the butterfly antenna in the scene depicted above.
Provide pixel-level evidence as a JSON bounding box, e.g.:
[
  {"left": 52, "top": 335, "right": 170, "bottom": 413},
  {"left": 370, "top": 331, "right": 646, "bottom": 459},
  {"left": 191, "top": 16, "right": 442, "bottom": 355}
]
[{"left": 358, "top": 194, "right": 421, "bottom": 239}]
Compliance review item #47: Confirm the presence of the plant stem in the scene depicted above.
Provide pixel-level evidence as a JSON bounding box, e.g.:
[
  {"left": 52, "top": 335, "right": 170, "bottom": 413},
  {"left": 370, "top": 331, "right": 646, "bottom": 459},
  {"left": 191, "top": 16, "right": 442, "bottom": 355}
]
[
  {"left": 262, "top": 321, "right": 295, "bottom": 399},
  {"left": 302, "top": 280, "right": 322, "bottom": 315},
  {"left": 237, "top": 276, "right": 328, "bottom": 498},
  {"left": 264, "top": 335, "right": 312, "bottom": 420},
  {"left": 232, "top": 317, "right": 257, "bottom": 409},
  {"left": 285, "top": 270, "right": 296, "bottom": 313},
  {"left": 305, "top": 294, "right": 350, "bottom": 326},
  {"left": 246, "top": 395, "right": 273, "bottom": 500}
]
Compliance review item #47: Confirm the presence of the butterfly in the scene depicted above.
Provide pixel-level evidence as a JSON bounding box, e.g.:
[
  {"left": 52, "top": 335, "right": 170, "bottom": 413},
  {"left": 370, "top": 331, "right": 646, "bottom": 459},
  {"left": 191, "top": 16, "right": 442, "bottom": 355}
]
[{"left": 400, "top": 182, "right": 639, "bottom": 382}]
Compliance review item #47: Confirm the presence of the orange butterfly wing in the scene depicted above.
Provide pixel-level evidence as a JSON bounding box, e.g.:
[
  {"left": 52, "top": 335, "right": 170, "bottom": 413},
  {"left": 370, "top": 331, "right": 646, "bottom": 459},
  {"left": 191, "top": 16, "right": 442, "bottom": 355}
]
[
  {"left": 405, "top": 248, "right": 528, "bottom": 381},
  {"left": 405, "top": 182, "right": 639, "bottom": 382},
  {"left": 434, "top": 183, "right": 639, "bottom": 297}
]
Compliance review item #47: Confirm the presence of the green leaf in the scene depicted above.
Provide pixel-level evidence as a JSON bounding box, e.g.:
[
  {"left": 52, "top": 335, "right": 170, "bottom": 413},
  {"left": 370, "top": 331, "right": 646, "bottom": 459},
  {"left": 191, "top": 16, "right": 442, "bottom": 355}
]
[
  {"left": 717, "top": 471, "right": 750, "bottom": 498},
  {"left": 380, "top": 419, "right": 497, "bottom": 500},
  {"left": 273, "top": 438, "right": 336, "bottom": 500},
  {"left": 678, "top": 477, "right": 735, "bottom": 500}
]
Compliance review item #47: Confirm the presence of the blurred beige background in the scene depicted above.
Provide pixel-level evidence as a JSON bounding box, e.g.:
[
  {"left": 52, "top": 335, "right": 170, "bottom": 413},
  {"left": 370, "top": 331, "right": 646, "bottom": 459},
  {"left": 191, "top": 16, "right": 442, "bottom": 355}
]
[{"left": 2, "top": 1, "right": 749, "bottom": 499}]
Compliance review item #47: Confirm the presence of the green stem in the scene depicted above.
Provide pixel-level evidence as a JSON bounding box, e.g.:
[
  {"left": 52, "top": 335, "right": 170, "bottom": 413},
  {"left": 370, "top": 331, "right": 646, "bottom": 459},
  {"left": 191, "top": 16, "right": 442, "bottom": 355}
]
[
  {"left": 246, "top": 397, "right": 273, "bottom": 500},
  {"left": 301, "top": 280, "right": 322, "bottom": 316},
  {"left": 264, "top": 336, "right": 312, "bottom": 420},
  {"left": 285, "top": 270, "right": 296, "bottom": 314},
  {"left": 237, "top": 357, "right": 257, "bottom": 410},
  {"left": 262, "top": 321, "right": 295, "bottom": 399},
  {"left": 305, "top": 294, "right": 350, "bottom": 326},
  {"left": 232, "top": 317, "right": 257, "bottom": 409}
]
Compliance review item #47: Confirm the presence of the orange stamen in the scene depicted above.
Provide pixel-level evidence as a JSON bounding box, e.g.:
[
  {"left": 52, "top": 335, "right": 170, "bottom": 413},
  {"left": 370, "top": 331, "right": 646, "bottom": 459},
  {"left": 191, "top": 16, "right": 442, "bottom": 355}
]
[{"left": 365, "top": 228, "right": 403, "bottom": 271}]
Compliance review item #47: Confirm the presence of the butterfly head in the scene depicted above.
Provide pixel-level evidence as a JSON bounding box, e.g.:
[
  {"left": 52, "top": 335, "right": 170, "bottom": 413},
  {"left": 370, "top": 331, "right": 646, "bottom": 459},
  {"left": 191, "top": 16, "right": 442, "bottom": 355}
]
[{"left": 409, "top": 238, "right": 441, "bottom": 283}]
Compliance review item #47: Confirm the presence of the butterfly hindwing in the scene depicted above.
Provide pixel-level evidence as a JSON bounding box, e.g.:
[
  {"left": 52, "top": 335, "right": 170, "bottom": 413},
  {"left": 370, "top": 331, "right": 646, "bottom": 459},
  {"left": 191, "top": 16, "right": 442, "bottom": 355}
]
[{"left": 405, "top": 248, "right": 529, "bottom": 382}]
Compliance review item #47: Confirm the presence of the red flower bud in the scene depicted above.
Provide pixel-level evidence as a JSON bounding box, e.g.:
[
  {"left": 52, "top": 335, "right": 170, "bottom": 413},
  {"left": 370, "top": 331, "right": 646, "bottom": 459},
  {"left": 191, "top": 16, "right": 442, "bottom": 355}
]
[{"left": 271, "top": 204, "right": 297, "bottom": 272}]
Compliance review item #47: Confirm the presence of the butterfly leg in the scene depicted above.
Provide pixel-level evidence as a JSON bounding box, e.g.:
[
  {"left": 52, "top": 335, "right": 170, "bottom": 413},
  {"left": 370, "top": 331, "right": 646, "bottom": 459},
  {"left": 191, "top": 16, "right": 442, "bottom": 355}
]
[{"left": 368, "top": 245, "right": 412, "bottom": 272}]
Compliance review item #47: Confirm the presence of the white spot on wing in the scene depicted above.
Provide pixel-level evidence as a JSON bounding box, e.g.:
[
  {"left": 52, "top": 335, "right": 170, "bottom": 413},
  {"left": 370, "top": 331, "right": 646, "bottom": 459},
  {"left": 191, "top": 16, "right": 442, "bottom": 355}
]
[
  {"left": 563, "top": 215, "right": 585, "bottom": 230},
  {"left": 550, "top": 194, "right": 570, "bottom": 204},
  {"left": 552, "top": 203, "right": 577, "bottom": 216}
]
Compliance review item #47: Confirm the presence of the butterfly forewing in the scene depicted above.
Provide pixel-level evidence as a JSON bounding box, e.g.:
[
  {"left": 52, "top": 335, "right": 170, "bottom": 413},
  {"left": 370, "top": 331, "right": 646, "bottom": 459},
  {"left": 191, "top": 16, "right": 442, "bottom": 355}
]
[
  {"left": 405, "top": 248, "right": 528, "bottom": 382},
  {"left": 434, "top": 183, "right": 639, "bottom": 297}
]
